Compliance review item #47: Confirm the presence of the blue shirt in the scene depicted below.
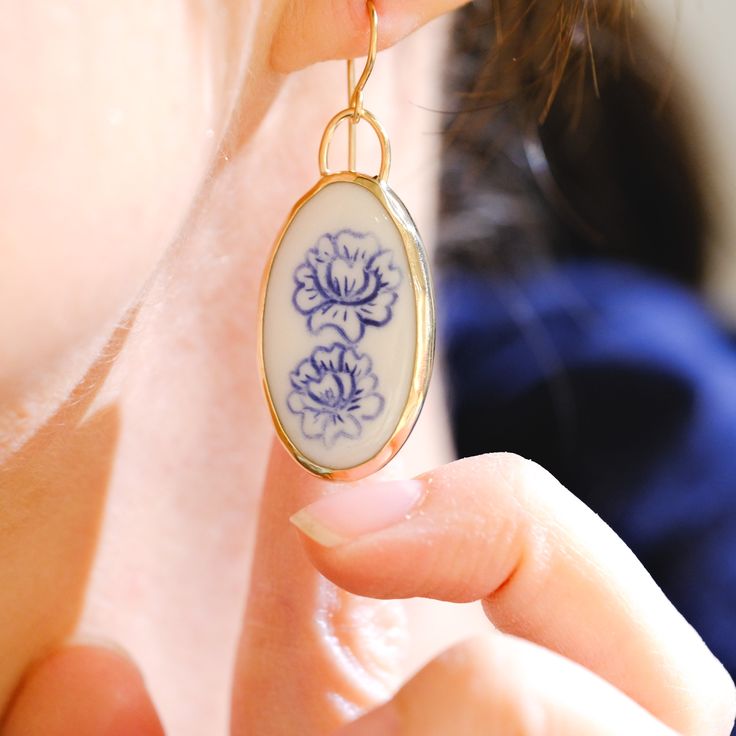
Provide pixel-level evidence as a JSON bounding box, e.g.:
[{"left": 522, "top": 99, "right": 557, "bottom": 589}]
[{"left": 442, "top": 260, "right": 736, "bottom": 682}]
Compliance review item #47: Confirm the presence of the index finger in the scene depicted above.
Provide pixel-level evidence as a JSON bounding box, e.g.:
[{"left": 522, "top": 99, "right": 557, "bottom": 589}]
[{"left": 290, "top": 453, "right": 736, "bottom": 735}]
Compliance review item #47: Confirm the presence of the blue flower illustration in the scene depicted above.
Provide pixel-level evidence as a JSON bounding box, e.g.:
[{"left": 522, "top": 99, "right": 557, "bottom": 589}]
[
  {"left": 292, "top": 229, "right": 401, "bottom": 344},
  {"left": 287, "top": 343, "right": 385, "bottom": 447}
]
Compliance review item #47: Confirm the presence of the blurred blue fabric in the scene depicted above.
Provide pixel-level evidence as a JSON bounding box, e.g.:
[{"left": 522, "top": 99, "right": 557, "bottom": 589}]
[{"left": 441, "top": 260, "right": 736, "bottom": 681}]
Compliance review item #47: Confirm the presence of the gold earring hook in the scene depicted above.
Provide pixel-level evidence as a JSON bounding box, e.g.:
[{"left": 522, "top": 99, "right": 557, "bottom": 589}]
[
  {"left": 321, "top": 0, "right": 389, "bottom": 181},
  {"left": 347, "top": 0, "right": 378, "bottom": 171}
]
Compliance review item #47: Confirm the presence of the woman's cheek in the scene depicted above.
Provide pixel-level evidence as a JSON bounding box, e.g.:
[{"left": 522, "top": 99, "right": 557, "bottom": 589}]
[{"left": 0, "top": 1, "right": 248, "bottom": 394}]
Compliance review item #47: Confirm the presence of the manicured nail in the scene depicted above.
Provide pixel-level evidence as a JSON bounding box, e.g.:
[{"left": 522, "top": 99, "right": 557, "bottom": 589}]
[
  {"left": 290, "top": 479, "right": 425, "bottom": 547},
  {"left": 333, "top": 702, "right": 401, "bottom": 735},
  {"left": 67, "top": 634, "right": 135, "bottom": 664}
]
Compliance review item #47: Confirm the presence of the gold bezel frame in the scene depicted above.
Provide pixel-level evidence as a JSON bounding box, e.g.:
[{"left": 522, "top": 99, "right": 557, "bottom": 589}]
[{"left": 258, "top": 171, "right": 435, "bottom": 481}]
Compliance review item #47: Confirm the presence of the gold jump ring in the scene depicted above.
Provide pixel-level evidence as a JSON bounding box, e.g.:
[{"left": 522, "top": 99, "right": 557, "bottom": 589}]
[{"left": 319, "top": 107, "right": 391, "bottom": 182}]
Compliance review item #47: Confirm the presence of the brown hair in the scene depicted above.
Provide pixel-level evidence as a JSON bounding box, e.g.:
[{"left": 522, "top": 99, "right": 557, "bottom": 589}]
[
  {"left": 471, "top": 0, "right": 633, "bottom": 122},
  {"left": 439, "top": 0, "right": 708, "bottom": 286}
]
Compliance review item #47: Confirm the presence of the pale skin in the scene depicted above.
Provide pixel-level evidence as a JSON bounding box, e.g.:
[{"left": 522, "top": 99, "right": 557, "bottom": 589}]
[{"left": 0, "top": 0, "right": 733, "bottom": 734}]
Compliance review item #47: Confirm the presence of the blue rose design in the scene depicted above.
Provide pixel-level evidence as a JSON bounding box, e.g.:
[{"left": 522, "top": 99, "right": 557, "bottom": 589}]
[
  {"left": 287, "top": 343, "right": 385, "bottom": 447},
  {"left": 292, "top": 229, "right": 401, "bottom": 344}
]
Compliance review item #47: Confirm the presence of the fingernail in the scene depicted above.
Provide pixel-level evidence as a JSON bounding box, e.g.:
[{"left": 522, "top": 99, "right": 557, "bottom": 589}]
[
  {"left": 67, "top": 634, "right": 135, "bottom": 664},
  {"left": 333, "top": 703, "right": 401, "bottom": 735},
  {"left": 290, "top": 479, "right": 425, "bottom": 547}
]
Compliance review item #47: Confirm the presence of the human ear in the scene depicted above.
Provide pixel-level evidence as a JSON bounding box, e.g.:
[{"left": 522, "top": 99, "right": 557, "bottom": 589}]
[{"left": 271, "top": 0, "right": 470, "bottom": 72}]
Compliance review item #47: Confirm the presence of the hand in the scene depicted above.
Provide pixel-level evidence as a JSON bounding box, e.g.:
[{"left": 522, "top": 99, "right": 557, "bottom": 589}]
[
  {"left": 282, "top": 448, "right": 736, "bottom": 734},
  {"left": 3, "top": 444, "right": 734, "bottom": 735}
]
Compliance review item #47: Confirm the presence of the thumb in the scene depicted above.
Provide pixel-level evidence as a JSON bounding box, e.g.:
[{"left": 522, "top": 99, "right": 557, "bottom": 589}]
[
  {"left": 0, "top": 644, "right": 164, "bottom": 736},
  {"left": 334, "top": 633, "right": 680, "bottom": 736},
  {"left": 230, "top": 439, "right": 409, "bottom": 736}
]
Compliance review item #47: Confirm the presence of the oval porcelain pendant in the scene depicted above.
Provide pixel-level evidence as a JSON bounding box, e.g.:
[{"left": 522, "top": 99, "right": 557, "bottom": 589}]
[{"left": 259, "top": 171, "right": 435, "bottom": 480}]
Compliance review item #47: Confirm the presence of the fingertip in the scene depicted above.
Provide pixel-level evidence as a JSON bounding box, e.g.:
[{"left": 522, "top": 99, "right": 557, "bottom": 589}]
[{"left": 1, "top": 644, "right": 164, "bottom": 736}]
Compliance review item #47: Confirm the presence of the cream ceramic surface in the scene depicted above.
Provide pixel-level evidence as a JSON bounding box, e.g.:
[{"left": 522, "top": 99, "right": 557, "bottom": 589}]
[{"left": 262, "top": 177, "right": 427, "bottom": 473}]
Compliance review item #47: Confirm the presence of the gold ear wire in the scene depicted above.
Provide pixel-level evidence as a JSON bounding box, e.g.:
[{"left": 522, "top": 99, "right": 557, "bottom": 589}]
[
  {"left": 347, "top": 0, "right": 378, "bottom": 173},
  {"left": 347, "top": 60, "right": 356, "bottom": 171},
  {"left": 320, "top": 0, "right": 389, "bottom": 182}
]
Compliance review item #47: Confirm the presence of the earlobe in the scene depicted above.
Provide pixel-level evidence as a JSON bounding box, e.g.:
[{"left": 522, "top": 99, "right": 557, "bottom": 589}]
[{"left": 271, "top": 0, "right": 470, "bottom": 73}]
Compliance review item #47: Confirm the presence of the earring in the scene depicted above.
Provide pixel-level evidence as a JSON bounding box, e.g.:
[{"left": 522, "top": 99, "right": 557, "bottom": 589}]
[{"left": 259, "top": 0, "right": 435, "bottom": 481}]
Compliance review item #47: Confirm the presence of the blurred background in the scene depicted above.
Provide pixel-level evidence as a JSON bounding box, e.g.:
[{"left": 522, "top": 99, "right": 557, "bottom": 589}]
[
  {"left": 437, "top": 0, "right": 736, "bottom": 717},
  {"left": 645, "top": 0, "right": 736, "bottom": 315}
]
